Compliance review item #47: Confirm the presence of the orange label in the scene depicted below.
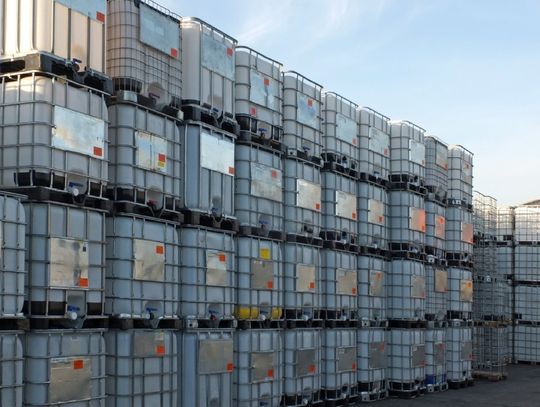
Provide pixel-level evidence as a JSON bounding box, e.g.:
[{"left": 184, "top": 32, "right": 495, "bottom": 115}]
[
  {"left": 267, "top": 369, "right": 274, "bottom": 378},
  {"left": 93, "top": 146, "right": 103, "bottom": 157},
  {"left": 228, "top": 166, "right": 235, "bottom": 175},
  {"left": 378, "top": 215, "right": 384, "bottom": 223},
  {"left": 309, "top": 281, "right": 315, "bottom": 289},
  {"left": 156, "top": 245, "right": 164, "bottom": 254},
  {"left": 384, "top": 148, "right": 389, "bottom": 156},
  {"left": 227, "top": 47, "right": 233, "bottom": 56},
  {"left": 156, "top": 345, "right": 165, "bottom": 355},
  {"left": 171, "top": 48, "right": 178, "bottom": 58},
  {"left": 352, "top": 212, "right": 357, "bottom": 220},
  {"left": 264, "top": 77, "right": 270, "bottom": 86},
  {"left": 315, "top": 203, "right": 321, "bottom": 211},
  {"left": 271, "top": 170, "right": 278, "bottom": 178},
  {"left": 227, "top": 362, "right": 234, "bottom": 372},
  {"left": 250, "top": 107, "right": 257, "bottom": 116},
  {"left": 267, "top": 281, "right": 274, "bottom": 289},
  {"left": 308, "top": 364, "right": 316, "bottom": 373},
  {"left": 219, "top": 253, "right": 226, "bottom": 262},
  {"left": 79, "top": 277, "right": 89, "bottom": 288},
  {"left": 352, "top": 287, "right": 357, "bottom": 295},
  {"left": 158, "top": 153, "right": 166, "bottom": 162},
  {"left": 307, "top": 99, "right": 313, "bottom": 107},
  {"left": 73, "top": 360, "right": 84, "bottom": 370},
  {"left": 352, "top": 362, "right": 357, "bottom": 370},
  {"left": 421, "top": 225, "right": 426, "bottom": 232},
  {"left": 352, "top": 138, "right": 357, "bottom": 145},
  {"left": 96, "top": 11, "right": 105, "bottom": 23}
]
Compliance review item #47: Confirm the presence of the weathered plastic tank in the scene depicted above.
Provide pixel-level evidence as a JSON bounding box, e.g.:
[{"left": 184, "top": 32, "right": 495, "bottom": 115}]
[
  {"left": 0, "top": 0, "right": 107, "bottom": 73},
  {"left": 181, "top": 17, "right": 237, "bottom": 126},
  {"left": 283, "top": 158, "right": 321, "bottom": 238},
  {"left": 357, "top": 255, "right": 387, "bottom": 323},
  {"left": 321, "top": 249, "right": 357, "bottom": 321},
  {"left": 283, "top": 71, "right": 323, "bottom": 162},
  {"left": 180, "top": 121, "right": 236, "bottom": 219},
  {"left": 178, "top": 226, "right": 235, "bottom": 324},
  {"left": 0, "top": 193, "right": 25, "bottom": 317},
  {"left": 425, "top": 328, "right": 447, "bottom": 391},
  {"left": 387, "top": 259, "right": 426, "bottom": 320},
  {"left": 425, "top": 265, "right": 448, "bottom": 321},
  {"left": 24, "top": 202, "right": 106, "bottom": 323},
  {"left": 445, "top": 325, "right": 472, "bottom": 383},
  {"left": 389, "top": 120, "right": 425, "bottom": 183},
  {"left": 447, "top": 145, "right": 473, "bottom": 206},
  {"left": 107, "top": 101, "right": 182, "bottom": 212},
  {"left": 387, "top": 329, "right": 425, "bottom": 394},
  {"left": 0, "top": 73, "right": 108, "bottom": 197},
  {"left": 283, "top": 328, "right": 322, "bottom": 406},
  {"left": 424, "top": 136, "right": 448, "bottom": 200},
  {"left": 105, "top": 329, "right": 177, "bottom": 407},
  {"left": 283, "top": 242, "right": 321, "bottom": 321},
  {"left": 105, "top": 214, "right": 180, "bottom": 325},
  {"left": 358, "top": 107, "right": 390, "bottom": 182},
  {"left": 235, "top": 47, "right": 283, "bottom": 144},
  {"left": 357, "top": 181, "right": 388, "bottom": 250},
  {"left": 322, "top": 92, "right": 359, "bottom": 169},
  {"left": 235, "top": 236, "right": 283, "bottom": 322},
  {"left": 235, "top": 143, "right": 283, "bottom": 235},
  {"left": 321, "top": 170, "right": 357, "bottom": 244},
  {"left": 234, "top": 329, "right": 282, "bottom": 407},
  {"left": 388, "top": 190, "right": 425, "bottom": 251},
  {"left": 357, "top": 327, "right": 387, "bottom": 402},
  {"left": 107, "top": 0, "right": 182, "bottom": 108},
  {"left": 321, "top": 328, "right": 357, "bottom": 403},
  {"left": 0, "top": 331, "right": 23, "bottom": 407},
  {"left": 178, "top": 329, "right": 234, "bottom": 407},
  {"left": 24, "top": 329, "right": 106, "bottom": 406}
]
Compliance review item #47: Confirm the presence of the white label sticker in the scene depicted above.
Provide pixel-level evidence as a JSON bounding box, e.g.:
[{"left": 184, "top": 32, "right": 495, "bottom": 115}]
[
  {"left": 336, "top": 113, "right": 357, "bottom": 145},
  {"left": 202, "top": 33, "right": 234, "bottom": 80},
  {"left": 297, "top": 179, "right": 321, "bottom": 212},
  {"left": 140, "top": 3, "right": 180, "bottom": 57},
  {"left": 200, "top": 131, "right": 235, "bottom": 176}
]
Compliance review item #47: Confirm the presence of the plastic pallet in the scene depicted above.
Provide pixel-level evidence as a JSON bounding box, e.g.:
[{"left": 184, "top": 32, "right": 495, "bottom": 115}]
[{"left": 181, "top": 103, "right": 239, "bottom": 135}]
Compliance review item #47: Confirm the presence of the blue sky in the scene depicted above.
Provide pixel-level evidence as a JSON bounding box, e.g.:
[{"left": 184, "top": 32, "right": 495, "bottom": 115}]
[{"left": 163, "top": 0, "right": 540, "bottom": 205}]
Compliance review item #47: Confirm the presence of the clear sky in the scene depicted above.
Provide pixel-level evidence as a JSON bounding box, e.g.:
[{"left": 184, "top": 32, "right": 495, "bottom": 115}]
[{"left": 163, "top": 0, "right": 540, "bottom": 206}]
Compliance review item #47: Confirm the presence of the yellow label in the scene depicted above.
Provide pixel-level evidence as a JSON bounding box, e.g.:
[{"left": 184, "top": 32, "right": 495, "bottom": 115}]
[{"left": 260, "top": 248, "right": 271, "bottom": 260}]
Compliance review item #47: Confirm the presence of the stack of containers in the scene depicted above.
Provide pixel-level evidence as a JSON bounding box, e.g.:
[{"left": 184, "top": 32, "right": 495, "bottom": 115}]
[
  {"left": 445, "top": 145, "right": 474, "bottom": 388},
  {"left": 105, "top": 1, "right": 182, "bottom": 404},
  {"left": 357, "top": 107, "right": 390, "bottom": 401},
  {"left": 178, "top": 16, "right": 239, "bottom": 406},
  {"left": 320, "top": 92, "right": 359, "bottom": 405},
  {"left": 472, "top": 192, "right": 509, "bottom": 381},
  {"left": 423, "top": 136, "right": 449, "bottom": 392},
  {"left": 512, "top": 204, "right": 540, "bottom": 363},
  {"left": 387, "top": 120, "right": 427, "bottom": 398},
  {"left": 0, "top": 2, "right": 111, "bottom": 405},
  {"left": 233, "top": 46, "right": 284, "bottom": 406},
  {"left": 281, "top": 70, "right": 324, "bottom": 406}
]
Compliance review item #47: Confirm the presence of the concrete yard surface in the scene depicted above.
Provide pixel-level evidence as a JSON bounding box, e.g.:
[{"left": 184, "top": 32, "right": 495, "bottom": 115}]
[{"left": 376, "top": 365, "right": 540, "bottom": 407}]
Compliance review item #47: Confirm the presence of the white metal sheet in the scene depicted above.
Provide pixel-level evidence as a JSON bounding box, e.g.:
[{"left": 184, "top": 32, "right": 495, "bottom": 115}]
[
  {"left": 249, "top": 70, "right": 279, "bottom": 111},
  {"left": 202, "top": 33, "right": 234, "bottom": 80},
  {"left": 296, "top": 93, "right": 319, "bottom": 129},
  {"left": 335, "top": 190, "right": 357, "bottom": 220},
  {"left": 133, "top": 239, "right": 165, "bottom": 282},
  {"left": 409, "top": 139, "right": 425, "bottom": 166},
  {"left": 368, "top": 127, "right": 389, "bottom": 157},
  {"left": 335, "top": 113, "right": 357, "bottom": 145},
  {"left": 200, "top": 131, "right": 235, "bottom": 176},
  {"left": 140, "top": 3, "right": 180, "bottom": 57},
  {"left": 297, "top": 179, "right": 321, "bottom": 212},
  {"left": 50, "top": 238, "right": 89, "bottom": 288},
  {"left": 206, "top": 251, "right": 228, "bottom": 287},
  {"left": 136, "top": 131, "right": 168, "bottom": 173},
  {"left": 297, "top": 264, "right": 316, "bottom": 293},
  {"left": 251, "top": 163, "right": 282, "bottom": 201},
  {"left": 336, "top": 269, "right": 357, "bottom": 295}
]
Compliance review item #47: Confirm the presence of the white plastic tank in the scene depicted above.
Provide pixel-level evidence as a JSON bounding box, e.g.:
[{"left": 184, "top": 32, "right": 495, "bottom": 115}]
[
  {"left": 357, "top": 181, "right": 388, "bottom": 250},
  {"left": 235, "top": 47, "right": 283, "bottom": 143},
  {"left": 445, "top": 325, "right": 472, "bottom": 382},
  {"left": 0, "top": 331, "right": 23, "bottom": 407},
  {"left": 358, "top": 107, "right": 390, "bottom": 182},
  {"left": 496, "top": 206, "right": 514, "bottom": 242},
  {"left": 496, "top": 245, "right": 513, "bottom": 278},
  {"left": 178, "top": 329, "right": 234, "bottom": 407},
  {"left": 445, "top": 206, "right": 473, "bottom": 255},
  {"left": 0, "top": 0, "right": 106, "bottom": 73},
  {"left": 425, "top": 328, "right": 446, "bottom": 390},
  {"left": 322, "top": 92, "right": 359, "bottom": 169},
  {"left": 180, "top": 121, "right": 236, "bottom": 219},
  {"left": 24, "top": 202, "right": 106, "bottom": 321},
  {"left": 283, "top": 242, "right": 321, "bottom": 320},
  {"left": 424, "top": 136, "right": 448, "bottom": 200},
  {"left": 321, "top": 328, "right": 357, "bottom": 402},
  {"left": 514, "top": 205, "right": 540, "bottom": 243},
  {"left": 105, "top": 329, "right": 177, "bottom": 407},
  {"left": 235, "top": 236, "right": 283, "bottom": 322},
  {"left": 321, "top": 171, "right": 357, "bottom": 245},
  {"left": 447, "top": 145, "right": 473, "bottom": 206},
  {"left": 425, "top": 265, "right": 448, "bottom": 321},
  {"left": 234, "top": 329, "right": 282, "bottom": 407},
  {"left": 321, "top": 249, "right": 357, "bottom": 321},
  {"left": 513, "top": 325, "right": 540, "bottom": 363},
  {"left": 425, "top": 200, "right": 446, "bottom": 256},
  {"left": 512, "top": 285, "right": 540, "bottom": 322},
  {"left": 107, "top": 102, "right": 182, "bottom": 211},
  {"left": 387, "top": 329, "right": 425, "bottom": 392},
  {"left": 357, "top": 255, "right": 387, "bottom": 323},
  {"left": 181, "top": 17, "right": 237, "bottom": 122},
  {"left": 107, "top": 0, "right": 182, "bottom": 108},
  {"left": 389, "top": 190, "right": 426, "bottom": 251},
  {"left": 235, "top": 143, "right": 283, "bottom": 235},
  {"left": 0, "top": 193, "right": 25, "bottom": 317},
  {"left": 514, "top": 245, "right": 540, "bottom": 281},
  {"left": 387, "top": 259, "right": 426, "bottom": 320},
  {"left": 283, "top": 328, "right": 322, "bottom": 405},
  {"left": 0, "top": 73, "right": 108, "bottom": 196},
  {"left": 389, "top": 120, "right": 425, "bottom": 183},
  {"left": 283, "top": 71, "right": 323, "bottom": 161},
  {"left": 24, "top": 329, "right": 106, "bottom": 406},
  {"left": 447, "top": 268, "right": 473, "bottom": 317},
  {"left": 105, "top": 214, "right": 180, "bottom": 325},
  {"left": 357, "top": 327, "right": 387, "bottom": 401},
  {"left": 178, "top": 227, "right": 235, "bottom": 323}
]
